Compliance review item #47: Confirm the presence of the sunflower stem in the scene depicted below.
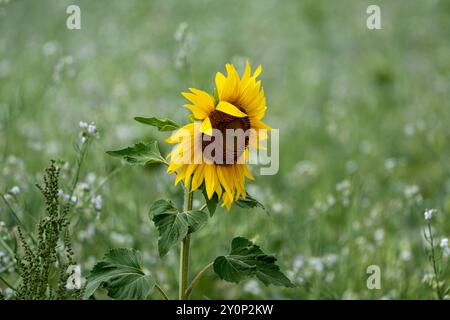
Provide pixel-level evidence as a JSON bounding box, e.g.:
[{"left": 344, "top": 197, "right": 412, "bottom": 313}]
[{"left": 179, "top": 186, "right": 193, "bottom": 300}]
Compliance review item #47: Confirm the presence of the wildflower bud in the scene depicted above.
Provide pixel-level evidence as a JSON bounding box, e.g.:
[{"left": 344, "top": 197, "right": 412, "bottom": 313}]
[
  {"left": 79, "top": 121, "right": 88, "bottom": 129},
  {"left": 92, "top": 194, "right": 103, "bottom": 211},
  {"left": 10, "top": 186, "right": 20, "bottom": 195},
  {"left": 87, "top": 122, "right": 97, "bottom": 136},
  {"left": 424, "top": 209, "right": 436, "bottom": 220}
]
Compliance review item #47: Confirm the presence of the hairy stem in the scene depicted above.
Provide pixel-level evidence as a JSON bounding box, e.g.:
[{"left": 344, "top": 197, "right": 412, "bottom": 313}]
[
  {"left": 0, "top": 275, "right": 16, "bottom": 291},
  {"left": 179, "top": 186, "right": 193, "bottom": 300},
  {"left": 185, "top": 261, "right": 213, "bottom": 298},
  {"left": 427, "top": 223, "right": 443, "bottom": 299},
  {"left": 1, "top": 194, "right": 36, "bottom": 244},
  {"left": 154, "top": 283, "right": 170, "bottom": 300}
]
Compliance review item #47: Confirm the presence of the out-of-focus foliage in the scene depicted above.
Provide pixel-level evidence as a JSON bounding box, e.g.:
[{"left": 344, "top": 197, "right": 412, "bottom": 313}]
[{"left": 0, "top": 0, "right": 449, "bottom": 299}]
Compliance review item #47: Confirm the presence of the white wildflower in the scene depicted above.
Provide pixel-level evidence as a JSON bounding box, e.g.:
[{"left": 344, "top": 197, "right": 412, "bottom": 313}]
[
  {"left": 292, "top": 255, "right": 304, "bottom": 272},
  {"left": 384, "top": 158, "right": 396, "bottom": 171},
  {"left": 86, "top": 173, "right": 96, "bottom": 185},
  {"left": 10, "top": 186, "right": 20, "bottom": 195},
  {"left": 87, "top": 122, "right": 97, "bottom": 136},
  {"left": 92, "top": 194, "right": 103, "bottom": 211},
  {"left": 404, "top": 185, "right": 420, "bottom": 198},
  {"left": 174, "top": 22, "right": 188, "bottom": 42},
  {"left": 309, "top": 257, "right": 324, "bottom": 273},
  {"left": 294, "top": 160, "right": 318, "bottom": 178},
  {"left": 400, "top": 249, "right": 412, "bottom": 261},
  {"left": 42, "top": 41, "right": 57, "bottom": 56},
  {"left": 424, "top": 209, "right": 436, "bottom": 220},
  {"left": 272, "top": 202, "right": 283, "bottom": 213},
  {"left": 374, "top": 228, "right": 385, "bottom": 242},
  {"left": 327, "top": 195, "right": 336, "bottom": 206},
  {"left": 336, "top": 180, "right": 351, "bottom": 192},
  {"left": 440, "top": 238, "right": 448, "bottom": 249},
  {"left": 78, "top": 182, "right": 90, "bottom": 191},
  {"left": 64, "top": 55, "right": 74, "bottom": 64},
  {"left": 404, "top": 123, "right": 415, "bottom": 137},
  {"left": 79, "top": 121, "right": 88, "bottom": 129},
  {"left": 243, "top": 280, "right": 261, "bottom": 295}
]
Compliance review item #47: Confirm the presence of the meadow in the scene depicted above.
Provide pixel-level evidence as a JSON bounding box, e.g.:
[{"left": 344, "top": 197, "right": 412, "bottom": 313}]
[{"left": 0, "top": 0, "right": 449, "bottom": 299}]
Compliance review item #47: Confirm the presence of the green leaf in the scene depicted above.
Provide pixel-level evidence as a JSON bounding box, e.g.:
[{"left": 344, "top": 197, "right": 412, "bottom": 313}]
[
  {"left": 213, "top": 237, "right": 294, "bottom": 288},
  {"left": 84, "top": 248, "right": 155, "bottom": 300},
  {"left": 134, "top": 117, "right": 180, "bottom": 131},
  {"left": 202, "top": 186, "right": 219, "bottom": 217},
  {"left": 149, "top": 199, "right": 209, "bottom": 256},
  {"left": 236, "top": 193, "right": 268, "bottom": 213},
  {"left": 184, "top": 210, "right": 208, "bottom": 234},
  {"left": 150, "top": 199, "right": 188, "bottom": 257},
  {"left": 107, "top": 141, "right": 167, "bottom": 166}
]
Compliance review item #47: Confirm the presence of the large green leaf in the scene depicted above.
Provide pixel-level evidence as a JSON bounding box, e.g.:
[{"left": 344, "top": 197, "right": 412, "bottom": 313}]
[
  {"left": 84, "top": 248, "right": 155, "bottom": 300},
  {"left": 134, "top": 117, "right": 180, "bottom": 131},
  {"left": 213, "top": 237, "right": 294, "bottom": 288},
  {"left": 150, "top": 199, "right": 188, "bottom": 257},
  {"left": 184, "top": 210, "right": 208, "bottom": 234},
  {"left": 106, "top": 141, "right": 167, "bottom": 166},
  {"left": 149, "top": 199, "right": 208, "bottom": 256}
]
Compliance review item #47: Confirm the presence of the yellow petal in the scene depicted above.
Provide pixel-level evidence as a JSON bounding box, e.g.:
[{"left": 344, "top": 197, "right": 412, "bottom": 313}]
[
  {"left": 221, "top": 192, "right": 233, "bottom": 210},
  {"left": 166, "top": 123, "right": 194, "bottom": 144},
  {"left": 204, "top": 165, "right": 217, "bottom": 199},
  {"left": 216, "top": 101, "right": 247, "bottom": 118},
  {"left": 200, "top": 117, "right": 213, "bottom": 135},
  {"left": 215, "top": 183, "right": 223, "bottom": 198},
  {"left": 251, "top": 119, "right": 272, "bottom": 130},
  {"left": 174, "top": 166, "right": 187, "bottom": 186},
  {"left": 191, "top": 164, "right": 205, "bottom": 191},
  {"left": 215, "top": 72, "right": 226, "bottom": 100},
  {"left": 243, "top": 164, "right": 254, "bottom": 180},
  {"left": 216, "top": 166, "right": 232, "bottom": 196},
  {"left": 183, "top": 104, "right": 209, "bottom": 120},
  {"left": 252, "top": 65, "right": 262, "bottom": 78},
  {"left": 181, "top": 90, "right": 214, "bottom": 119},
  {"left": 183, "top": 164, "right": 197, "bottom": 188}
]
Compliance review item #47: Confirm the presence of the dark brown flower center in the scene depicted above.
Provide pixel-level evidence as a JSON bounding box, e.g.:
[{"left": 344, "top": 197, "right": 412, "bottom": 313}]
[{"left": 202, "top": 109, "right": 250, "bottom": 165}]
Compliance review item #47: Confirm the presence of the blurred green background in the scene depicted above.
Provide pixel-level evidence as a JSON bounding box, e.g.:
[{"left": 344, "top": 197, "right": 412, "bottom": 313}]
[{"left": 1, "top": 0, "right": 450, "bottom": 299}]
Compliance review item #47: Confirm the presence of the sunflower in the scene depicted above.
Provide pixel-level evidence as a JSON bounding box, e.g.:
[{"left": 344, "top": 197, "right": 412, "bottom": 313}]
[{"left": 166, "top": 62, "right": 271, "bottom": 209}]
